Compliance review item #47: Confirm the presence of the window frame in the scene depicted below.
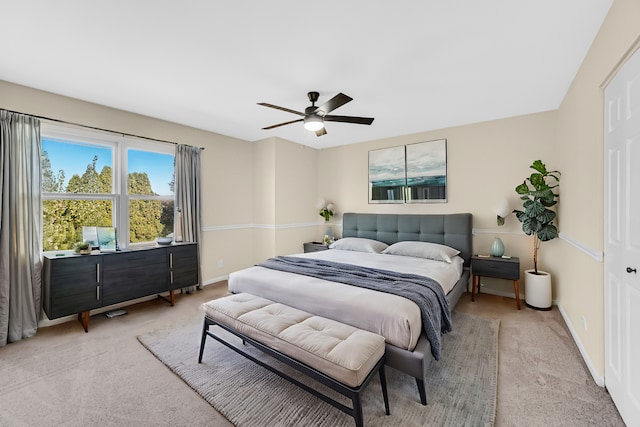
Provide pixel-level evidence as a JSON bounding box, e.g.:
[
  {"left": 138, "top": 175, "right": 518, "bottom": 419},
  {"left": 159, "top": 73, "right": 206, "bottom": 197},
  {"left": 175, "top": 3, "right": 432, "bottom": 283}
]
[{"left": 41, "top": 122, "right": 175, "bottom": 250}]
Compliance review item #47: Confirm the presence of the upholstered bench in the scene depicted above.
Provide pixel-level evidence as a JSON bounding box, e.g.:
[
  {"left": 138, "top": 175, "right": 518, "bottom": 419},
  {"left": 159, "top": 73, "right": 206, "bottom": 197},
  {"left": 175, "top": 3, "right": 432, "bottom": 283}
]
[{"left": 199, "top": 293, "right": 390, "bottom": 427}]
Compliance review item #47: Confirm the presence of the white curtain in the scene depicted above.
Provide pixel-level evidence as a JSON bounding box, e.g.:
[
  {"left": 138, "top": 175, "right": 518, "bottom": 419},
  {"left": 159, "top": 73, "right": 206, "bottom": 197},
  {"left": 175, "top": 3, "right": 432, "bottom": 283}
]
[
  {"left": 0, "top": 110, "right": 43, "bottom": 346},
  {"left": 175, "top": 144, "right": 201, "bottom": 289}
]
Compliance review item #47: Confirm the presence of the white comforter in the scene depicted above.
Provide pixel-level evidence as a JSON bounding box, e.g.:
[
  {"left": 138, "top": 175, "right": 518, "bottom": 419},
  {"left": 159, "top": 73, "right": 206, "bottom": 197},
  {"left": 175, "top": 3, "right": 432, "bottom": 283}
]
[{"left": 227, "top": 249, "right": 463, "bottom": 351}]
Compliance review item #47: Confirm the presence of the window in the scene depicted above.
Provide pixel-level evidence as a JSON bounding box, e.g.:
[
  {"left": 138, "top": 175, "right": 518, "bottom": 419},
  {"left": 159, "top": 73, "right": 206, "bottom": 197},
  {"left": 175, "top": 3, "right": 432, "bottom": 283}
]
[
  {"left": 127, "top": 148, "right": 174, "bottom": 244},
  {"left": 41, "top": 123, "right": 175, "bottom": 251}
]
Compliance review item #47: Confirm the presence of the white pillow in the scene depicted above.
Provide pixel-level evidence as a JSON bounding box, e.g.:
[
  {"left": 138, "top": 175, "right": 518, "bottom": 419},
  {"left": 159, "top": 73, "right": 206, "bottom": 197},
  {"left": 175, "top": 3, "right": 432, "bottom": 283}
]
[
  {"left": 382, "top": 241, "right": 460, "bottom": 263},
  {"left": 329, "top": 237, "right": 389, "bottom": 253}
]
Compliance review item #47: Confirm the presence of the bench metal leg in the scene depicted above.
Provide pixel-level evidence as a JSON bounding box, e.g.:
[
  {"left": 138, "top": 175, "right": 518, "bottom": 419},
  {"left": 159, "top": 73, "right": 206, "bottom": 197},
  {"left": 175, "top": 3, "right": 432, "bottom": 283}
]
[
  {"left": 351, "top": 361, "right": 390, "bottom": 426},
  {"left": 351, "top": 394, "right": 363, "bottom": 427},
  {"left": 198, "top": 318, "right": 209, "bottom": 363}
]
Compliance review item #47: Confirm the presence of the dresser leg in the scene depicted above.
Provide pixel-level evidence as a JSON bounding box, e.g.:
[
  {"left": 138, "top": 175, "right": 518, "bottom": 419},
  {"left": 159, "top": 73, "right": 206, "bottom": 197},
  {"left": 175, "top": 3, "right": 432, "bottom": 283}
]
[
  {"left": 514, "top": 280, "right": 521, "bottom": 310},
  {"left": 157, "top": 291, "right": 175, "bottom": 306},
  {"left": 77, "top": 311, "right": 90, "bottom": 332}
]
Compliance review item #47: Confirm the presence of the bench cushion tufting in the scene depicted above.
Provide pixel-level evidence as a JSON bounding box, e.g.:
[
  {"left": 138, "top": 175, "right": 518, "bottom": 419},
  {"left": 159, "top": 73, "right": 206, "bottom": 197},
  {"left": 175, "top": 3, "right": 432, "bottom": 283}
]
[{"left": 202, "top": 293, "right": 386, "bottom": 388}]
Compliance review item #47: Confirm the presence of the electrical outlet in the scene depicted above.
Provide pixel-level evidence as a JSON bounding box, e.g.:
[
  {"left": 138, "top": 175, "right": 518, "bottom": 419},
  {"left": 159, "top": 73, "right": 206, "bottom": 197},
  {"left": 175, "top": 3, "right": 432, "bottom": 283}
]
[
  {"left": 581, "top": 316, "right": 587, "bottom": 331},
  {"left": 217, "top": 259, "right": 223, "bottom": 269}
]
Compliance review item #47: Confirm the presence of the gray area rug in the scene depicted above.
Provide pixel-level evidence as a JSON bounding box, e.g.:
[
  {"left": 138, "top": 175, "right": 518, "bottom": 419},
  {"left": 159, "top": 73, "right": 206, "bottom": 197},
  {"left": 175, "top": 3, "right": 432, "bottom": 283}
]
[{"left": 138, "top": 310, "right": 499, "bottom": 426}]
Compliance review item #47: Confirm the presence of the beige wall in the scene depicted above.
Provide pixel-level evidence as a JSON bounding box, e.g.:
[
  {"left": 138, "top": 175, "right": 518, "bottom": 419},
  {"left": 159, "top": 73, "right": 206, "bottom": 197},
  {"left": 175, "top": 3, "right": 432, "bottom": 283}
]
[
  {"left": 273, "top": 138, "right": 322, "bottom": 255},
  {"left": 554, "top": 0, "right": 640, "bottom": 382},
  {"left": 201, "top": 133, "right": 254, "bottom": 281},
  {"left": 250, "top": 137, "right": 321, "bottom": 261},
  {"left": 251, "top": 138, "right": 277, "bottom": 263},
  {"left": 318, "top": 111, "right": 559, "bottom": 296}
]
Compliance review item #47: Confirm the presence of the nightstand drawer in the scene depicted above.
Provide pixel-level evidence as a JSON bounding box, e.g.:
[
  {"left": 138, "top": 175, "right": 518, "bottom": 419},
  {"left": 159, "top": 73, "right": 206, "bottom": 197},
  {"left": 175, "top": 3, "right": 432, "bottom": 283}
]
[
  {"left": 472, "top": 257, "right": 520, "bottom": 280},
  {"left": 303, "top": 242, "right": 329, "bottom": 253}
]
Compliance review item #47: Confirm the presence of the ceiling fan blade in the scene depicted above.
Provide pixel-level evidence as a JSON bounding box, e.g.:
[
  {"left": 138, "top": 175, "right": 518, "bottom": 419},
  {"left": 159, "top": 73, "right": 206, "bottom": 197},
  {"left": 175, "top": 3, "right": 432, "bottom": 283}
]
[
  {"left": 257, "top": 102, "right": 304, "bottom": 117},
  {"left": 315, "top": 127, "right": 327, "bottom": 137},
  {"left": 324, "top": 115, "right": 374, "bottom": 125},
  {"left": 262, "top": 118, "right": 304, "bottom": 130},
  {"left": 315, "top": 93, "right": 352, "bottom": 116}
]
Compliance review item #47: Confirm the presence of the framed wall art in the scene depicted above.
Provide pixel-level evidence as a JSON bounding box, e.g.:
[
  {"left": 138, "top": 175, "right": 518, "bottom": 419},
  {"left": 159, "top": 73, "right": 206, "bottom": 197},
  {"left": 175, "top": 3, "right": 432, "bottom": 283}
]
[
  {"left": 405, "top": 139, "right": 447, "bottom": 203},
  {"left": 368, "top": 145, "right": 406, "bottom": 203},
  {"left": 368, "top": 139, "right": 447, "bottom": 204}
]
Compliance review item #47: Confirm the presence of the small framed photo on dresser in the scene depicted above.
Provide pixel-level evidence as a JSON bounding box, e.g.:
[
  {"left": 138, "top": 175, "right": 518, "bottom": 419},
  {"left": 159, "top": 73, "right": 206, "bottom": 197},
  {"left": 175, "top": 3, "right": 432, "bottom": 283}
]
[
  {"left": 96, "top": 227, "right": 117, "bottom": 252},
  {"left": 82, "top": 226, "right": 99, "bottom": 250}
]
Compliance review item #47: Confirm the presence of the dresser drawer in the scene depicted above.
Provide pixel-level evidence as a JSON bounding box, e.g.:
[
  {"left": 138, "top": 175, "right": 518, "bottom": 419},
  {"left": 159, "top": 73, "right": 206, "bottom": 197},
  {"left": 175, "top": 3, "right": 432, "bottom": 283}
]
[
  {"left": 472, "top": 257, "right": 520, "bottom": 280},
  {"left": 48, "top": 254, "right": 99, "bottom": 278},
  {"left": 168, "top": 244, "right": 199, "bottom": 289},
  {"left": 102, "top": 265, "right": 168, "bottom": 305},
  {"left": 102, "top": 248, "right": 164, "bottom": 271},
  {"left": 101, "top": 247, "right": 168, "bottom": 305},
  {"left": 43, "top": 255, "right": 103, "bottom": 319}
]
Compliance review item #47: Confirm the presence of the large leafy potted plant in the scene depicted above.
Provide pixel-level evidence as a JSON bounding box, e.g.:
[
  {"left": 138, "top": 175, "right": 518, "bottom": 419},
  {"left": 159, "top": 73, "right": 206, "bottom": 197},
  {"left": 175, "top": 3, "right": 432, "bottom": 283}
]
[{"left": 513, "top": 160, "right": 560, "bottom": 310}]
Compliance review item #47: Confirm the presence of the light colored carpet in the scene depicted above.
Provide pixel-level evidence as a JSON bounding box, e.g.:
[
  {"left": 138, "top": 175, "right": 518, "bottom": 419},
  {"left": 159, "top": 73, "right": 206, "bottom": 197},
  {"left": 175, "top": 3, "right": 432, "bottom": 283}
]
[
  {"left": 0, "top": 284, "right": 623, "bottom": 426},
  {"left": 138, "top": 310, "right": 499, "bottom": 427},
  {"left": 456, "top": 294, "right": 626, "bottom": 427}
]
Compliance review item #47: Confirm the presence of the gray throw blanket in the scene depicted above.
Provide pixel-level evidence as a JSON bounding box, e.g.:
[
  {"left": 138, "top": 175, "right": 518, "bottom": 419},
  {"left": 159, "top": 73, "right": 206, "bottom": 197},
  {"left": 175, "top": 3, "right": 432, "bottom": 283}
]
[{"left": 258, "top": 256, "right": 452, "bottom": 360}]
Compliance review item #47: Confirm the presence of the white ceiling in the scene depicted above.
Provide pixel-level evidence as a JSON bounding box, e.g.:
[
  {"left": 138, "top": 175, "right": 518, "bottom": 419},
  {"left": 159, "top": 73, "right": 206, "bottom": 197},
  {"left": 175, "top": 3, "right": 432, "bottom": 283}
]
[{"left": 1, "top": 1, "right": 613, "bottom": 148}]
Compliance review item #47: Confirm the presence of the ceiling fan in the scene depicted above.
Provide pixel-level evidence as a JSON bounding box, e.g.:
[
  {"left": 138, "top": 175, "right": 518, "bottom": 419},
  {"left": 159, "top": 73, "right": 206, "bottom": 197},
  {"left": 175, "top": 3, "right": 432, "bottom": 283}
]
[{"left": 258, "top": 92, "right": 374, "bottom": 137}]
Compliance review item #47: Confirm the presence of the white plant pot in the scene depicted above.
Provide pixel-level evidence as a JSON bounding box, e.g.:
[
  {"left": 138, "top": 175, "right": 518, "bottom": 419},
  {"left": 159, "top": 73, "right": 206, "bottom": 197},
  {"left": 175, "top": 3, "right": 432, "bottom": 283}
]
[{"left": 524, "top": 269, "right": 552, "bottom": 310}]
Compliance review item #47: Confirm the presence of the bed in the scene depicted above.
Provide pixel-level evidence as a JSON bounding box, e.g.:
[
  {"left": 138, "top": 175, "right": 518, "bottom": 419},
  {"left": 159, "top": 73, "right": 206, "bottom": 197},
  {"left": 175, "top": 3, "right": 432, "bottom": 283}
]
[{"left": 228, "top": 212, "right": 473, "bottom": 404}]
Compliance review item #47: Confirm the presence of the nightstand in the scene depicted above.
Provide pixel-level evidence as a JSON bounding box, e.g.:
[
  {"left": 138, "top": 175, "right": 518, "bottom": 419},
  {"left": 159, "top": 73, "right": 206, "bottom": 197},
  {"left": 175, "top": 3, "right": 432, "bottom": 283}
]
[
  {"left": 471, "top": 255, "right": 521, "bottom": 310},
  {"left": 303, "top": 242, "right": 329, "bottom": 253}
]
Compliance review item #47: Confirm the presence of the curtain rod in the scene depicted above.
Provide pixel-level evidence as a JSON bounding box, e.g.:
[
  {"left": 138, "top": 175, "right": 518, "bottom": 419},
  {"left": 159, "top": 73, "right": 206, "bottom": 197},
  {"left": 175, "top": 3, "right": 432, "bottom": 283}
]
[{"left": 1, "top": 108, "right": 205, "bottom": 150}]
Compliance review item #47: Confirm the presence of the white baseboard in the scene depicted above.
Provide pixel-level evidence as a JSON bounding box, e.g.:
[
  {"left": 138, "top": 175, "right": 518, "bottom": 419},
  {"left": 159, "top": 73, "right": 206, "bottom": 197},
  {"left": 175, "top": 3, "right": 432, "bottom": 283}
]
[
  {"left": 39, "top": 293, "right": 163, "bottom": 328},
  {"left": 556, "top": 303, "right": 605, "bottom": 387},
  {"left": 477, "top": 286, "right": 523, "bottom": 300},
  {"left": 202, "top": 275, "right": 229, "bottom": 286},
  {"left": 38, "top": 280, "right": 228, "bottom": 329}
]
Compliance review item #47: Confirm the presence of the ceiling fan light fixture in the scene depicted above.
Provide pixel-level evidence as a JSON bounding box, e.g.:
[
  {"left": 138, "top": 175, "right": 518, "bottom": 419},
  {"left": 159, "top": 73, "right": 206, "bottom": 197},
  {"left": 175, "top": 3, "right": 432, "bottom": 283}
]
[
  {"left": 304, "top": 115, "right": 324, "bottom": 131},
  {"left": 259, "top": 92, "right": 373, "bottom": 137}
]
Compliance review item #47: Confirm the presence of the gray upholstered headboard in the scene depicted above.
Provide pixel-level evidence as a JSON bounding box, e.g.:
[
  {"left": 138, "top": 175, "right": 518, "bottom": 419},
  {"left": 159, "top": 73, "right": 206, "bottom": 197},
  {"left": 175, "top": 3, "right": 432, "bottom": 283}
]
[{"left": 342, "top": 213, "right": 473, "bottom": 268}]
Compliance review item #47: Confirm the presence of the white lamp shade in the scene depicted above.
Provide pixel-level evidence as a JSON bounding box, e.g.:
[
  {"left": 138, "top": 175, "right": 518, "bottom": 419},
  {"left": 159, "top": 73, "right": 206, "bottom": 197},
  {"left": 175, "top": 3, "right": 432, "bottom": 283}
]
[
  {"left": 304, "top": 115, "right": 324, "bottom": 131},
  {"left": 494, "top": 200, "right": 512, "bottom": 218}
]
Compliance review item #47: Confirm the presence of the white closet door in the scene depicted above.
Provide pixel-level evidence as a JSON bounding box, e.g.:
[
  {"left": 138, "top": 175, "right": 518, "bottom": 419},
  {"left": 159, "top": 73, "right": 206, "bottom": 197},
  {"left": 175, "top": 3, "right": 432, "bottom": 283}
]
[{"left": 604, "top": 46, "right": 640, "bottom": 427}]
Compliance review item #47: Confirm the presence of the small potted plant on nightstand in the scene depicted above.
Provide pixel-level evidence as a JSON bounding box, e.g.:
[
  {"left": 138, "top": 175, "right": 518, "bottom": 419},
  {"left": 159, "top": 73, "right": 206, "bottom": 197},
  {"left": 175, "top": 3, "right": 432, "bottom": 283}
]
[
  {"left": 513, "top": 160, "right": 560, "bottom": 310},
  {"left": 318, "top": 201, "right": 335, "bottom": 241}
]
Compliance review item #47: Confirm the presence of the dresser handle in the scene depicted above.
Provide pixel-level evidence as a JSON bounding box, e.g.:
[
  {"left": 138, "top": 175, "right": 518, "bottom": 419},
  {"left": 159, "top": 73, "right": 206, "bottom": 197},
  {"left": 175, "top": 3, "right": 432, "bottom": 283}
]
[
  {"left": 627, "top": 267, "right": 637, "bottom": 274},
  {"left": 96, "top": 285, "right": 100, "bottom": 300},
  {"left": 170, "top": 253, "right": 173, "bottom": 269},
  {"left": 96, "top": 264, "right": 100, "bottom": 282}
]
